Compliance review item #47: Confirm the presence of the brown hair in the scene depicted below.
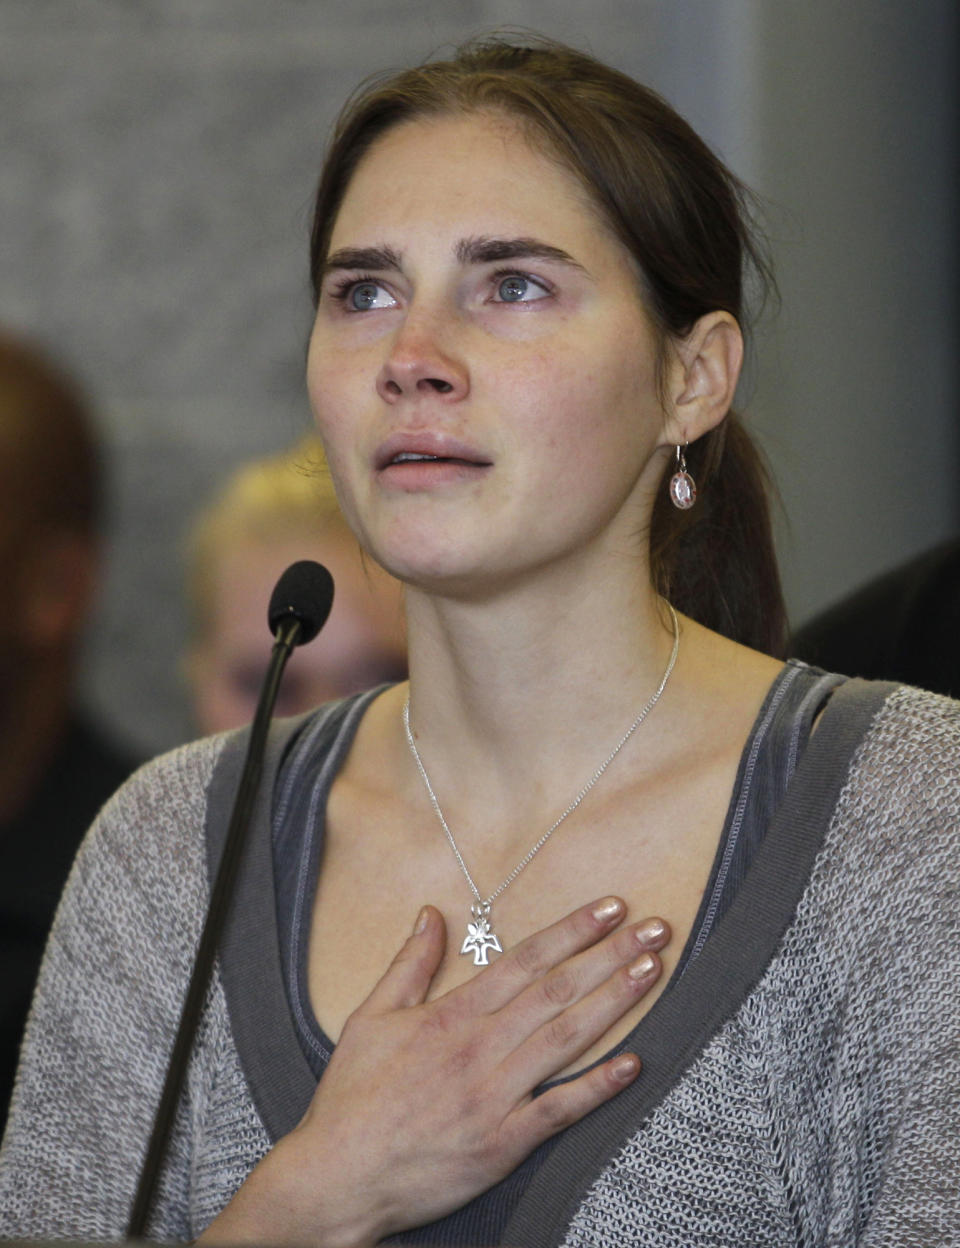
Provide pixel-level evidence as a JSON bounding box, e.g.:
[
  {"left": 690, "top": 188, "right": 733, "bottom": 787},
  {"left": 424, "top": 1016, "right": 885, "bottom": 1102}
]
[
  {"left": 0, "top": 330, "right": 103, "bottom": 538},
  {"left": 308, "top": 34, "right": 787, "bottom": 656}
]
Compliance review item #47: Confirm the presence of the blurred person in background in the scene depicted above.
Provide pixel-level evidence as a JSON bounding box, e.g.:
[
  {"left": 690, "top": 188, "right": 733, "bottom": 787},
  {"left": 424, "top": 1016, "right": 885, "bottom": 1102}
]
[
  {"left": 183, "top": 434, "right": 407, "bottom": 735},
  {"left": 0, "top": 329, "right": 140, "bottom": 1133},
  {"left": 791, "top": 537, "right": 960, "bottom": 699}
]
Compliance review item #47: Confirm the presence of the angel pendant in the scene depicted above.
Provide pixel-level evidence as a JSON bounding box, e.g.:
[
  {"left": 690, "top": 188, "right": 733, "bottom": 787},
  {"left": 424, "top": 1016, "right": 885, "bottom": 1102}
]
[{"left": 460, "top": 906, "right": 503, "bottom": 966}]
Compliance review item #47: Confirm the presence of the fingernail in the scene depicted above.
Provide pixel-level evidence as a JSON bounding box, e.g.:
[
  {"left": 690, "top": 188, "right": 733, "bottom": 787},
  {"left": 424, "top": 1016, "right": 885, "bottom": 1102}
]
[
  {"left": 628, "top": 952, "right": 657, "bottom": 980},
  {"left": 414, "top": 907, "right": 429, "bottom": 935},
  {"left": 592, "top": 897, "right": 624, "bottom": 924},
  {"left": 612, "top": 1054, "right": 640, "bottom": 1083},
  {"left": 636, "top": 918, "right": 667, "bottom": 944}
]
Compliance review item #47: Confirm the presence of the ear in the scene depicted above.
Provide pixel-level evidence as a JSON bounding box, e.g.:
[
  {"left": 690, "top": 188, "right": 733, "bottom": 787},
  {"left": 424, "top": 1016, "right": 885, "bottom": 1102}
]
[{"left": 661, "top": 311, "right": 743, "bottom": 446}]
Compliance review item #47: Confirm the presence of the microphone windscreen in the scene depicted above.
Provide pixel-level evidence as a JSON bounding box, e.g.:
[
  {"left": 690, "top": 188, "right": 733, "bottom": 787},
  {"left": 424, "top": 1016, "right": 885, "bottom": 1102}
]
[{"left": 268, "top": 560, "right": 335, "bottom": 645}]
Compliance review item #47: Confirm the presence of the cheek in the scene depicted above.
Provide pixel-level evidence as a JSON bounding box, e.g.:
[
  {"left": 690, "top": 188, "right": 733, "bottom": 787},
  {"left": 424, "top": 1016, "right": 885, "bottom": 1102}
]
[
  {"left": 307, "top": 350, "right": 344, "bottom": 449},
  {"left": 510, "top": 356, "right": 663, "bottom": 558},
  {"left": 307, "top": 324, "right": 357, "bottom": 441},
  {"left": 307, "top": 369, "right": 364, "bottom": 516},
  {"left": 508, "top": 345, "right": 655, "bottom": 482}
]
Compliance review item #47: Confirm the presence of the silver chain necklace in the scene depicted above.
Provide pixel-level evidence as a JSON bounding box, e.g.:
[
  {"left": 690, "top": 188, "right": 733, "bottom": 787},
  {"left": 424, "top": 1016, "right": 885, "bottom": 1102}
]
[{"left": 402, "top": 604, "right": 680, "bottom": 965}]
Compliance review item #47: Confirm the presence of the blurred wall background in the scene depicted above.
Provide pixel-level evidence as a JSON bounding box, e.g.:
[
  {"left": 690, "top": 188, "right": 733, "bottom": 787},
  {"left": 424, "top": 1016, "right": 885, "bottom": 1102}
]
[{"left": 2, "top": 0, "right": 956, "bottom": 755}]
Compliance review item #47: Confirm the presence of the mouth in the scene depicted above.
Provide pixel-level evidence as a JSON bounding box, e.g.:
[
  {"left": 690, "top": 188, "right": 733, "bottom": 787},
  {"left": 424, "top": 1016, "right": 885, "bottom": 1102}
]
[
  {"left": 387, "top": 451, "right": 485, "bottom": 468},
  {"left": 374, "top": 434, "right": 493, "bottom": 473}
]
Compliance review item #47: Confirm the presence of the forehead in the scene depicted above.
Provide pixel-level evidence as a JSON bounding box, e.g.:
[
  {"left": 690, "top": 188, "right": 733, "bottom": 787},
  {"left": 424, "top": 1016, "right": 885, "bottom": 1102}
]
[{"left": 328, "top": 111, "right": 616, "bottom": 256}]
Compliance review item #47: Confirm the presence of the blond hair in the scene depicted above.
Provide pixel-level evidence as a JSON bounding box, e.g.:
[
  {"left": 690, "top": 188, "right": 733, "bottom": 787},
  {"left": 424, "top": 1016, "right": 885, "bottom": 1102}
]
[{"left": 186, "top": 435, "right": 352, "bottom": 639}]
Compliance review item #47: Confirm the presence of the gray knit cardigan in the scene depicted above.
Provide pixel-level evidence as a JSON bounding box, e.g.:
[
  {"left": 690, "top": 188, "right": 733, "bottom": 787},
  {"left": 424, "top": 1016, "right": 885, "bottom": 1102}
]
[{"left": 0, "top": 679, "right": 958, "bottom": 1245}]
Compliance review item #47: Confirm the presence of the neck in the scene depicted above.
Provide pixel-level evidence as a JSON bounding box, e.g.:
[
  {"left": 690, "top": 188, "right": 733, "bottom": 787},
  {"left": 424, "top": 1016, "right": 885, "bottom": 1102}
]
[{"left": 400, "top": 561, "right": 679, "bottom": 835}]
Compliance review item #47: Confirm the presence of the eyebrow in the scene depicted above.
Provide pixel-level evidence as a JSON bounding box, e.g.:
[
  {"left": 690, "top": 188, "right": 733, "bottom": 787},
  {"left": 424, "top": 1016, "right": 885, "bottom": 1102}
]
[
  {"left": 319, "top": 245, "right": 404, "bottom": 281},
  {"left": 319, "top": 236, "right": 587, "bottom": 281},
  {"left": 454, "top": 235, "right": 586, "bottom": 272}
]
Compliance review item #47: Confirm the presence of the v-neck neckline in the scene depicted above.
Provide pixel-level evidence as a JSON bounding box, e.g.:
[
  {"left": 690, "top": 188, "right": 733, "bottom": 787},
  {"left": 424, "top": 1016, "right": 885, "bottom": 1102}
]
[{"left": 205, "top": 676, "right": 891, "bottom": 1245}]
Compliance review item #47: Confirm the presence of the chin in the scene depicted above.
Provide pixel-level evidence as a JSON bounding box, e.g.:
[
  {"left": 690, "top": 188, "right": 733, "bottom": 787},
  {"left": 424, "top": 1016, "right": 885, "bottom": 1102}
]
[
  {"left": 381, "top": 546, "right": 507, "bottom": 602},
  {"left": 365, "top": 525, "right": 480, "bottom": 584}
]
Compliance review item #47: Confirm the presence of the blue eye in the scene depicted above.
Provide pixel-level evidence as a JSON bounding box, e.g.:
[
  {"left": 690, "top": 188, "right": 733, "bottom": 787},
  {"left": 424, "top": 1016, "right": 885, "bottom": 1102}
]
[
  {"left": 494, "top": 274, "right": 549, "bottom": 303},
  {"left": 498, "top": 276, "right": 528, "bottom": 302},
  {"left": 328, "top": 277, "right": 397, "bottom": 311},
  {"left": 349, "top": 281, "right": 393, "bottom": 311}
]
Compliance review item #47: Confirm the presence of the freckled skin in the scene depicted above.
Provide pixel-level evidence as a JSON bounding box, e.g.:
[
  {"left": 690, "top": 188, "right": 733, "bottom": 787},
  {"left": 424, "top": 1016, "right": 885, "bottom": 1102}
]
[{"left": 306, "top": 113, "right": 669, "bottom": 599}]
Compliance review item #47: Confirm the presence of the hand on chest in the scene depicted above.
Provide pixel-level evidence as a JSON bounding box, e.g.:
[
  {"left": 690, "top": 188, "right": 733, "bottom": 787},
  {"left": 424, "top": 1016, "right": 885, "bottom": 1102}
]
[{"left": 306, "top": 770, "right": 728, "bottom": 1074}]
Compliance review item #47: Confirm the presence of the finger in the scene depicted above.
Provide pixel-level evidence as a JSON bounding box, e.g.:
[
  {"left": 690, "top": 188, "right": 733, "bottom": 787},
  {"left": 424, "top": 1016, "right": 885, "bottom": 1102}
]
[
  {"left": 357, "top": 905, "right": 447, "bottom": 1015},
  {"left": 489, "top": 915, "right": 668, "bottom": 1049},
  {"left": 634, "top": 916, "right": 670, "bottom": 953},
  {"left": 502, "top": 1052, "right": 641, "bottom": 1160},
  {"left": 457, "top": 896, "right": 628, "bottom": 1015},
  {"left": 500, "top": 946, "right": 663, "bottom": 1093}
]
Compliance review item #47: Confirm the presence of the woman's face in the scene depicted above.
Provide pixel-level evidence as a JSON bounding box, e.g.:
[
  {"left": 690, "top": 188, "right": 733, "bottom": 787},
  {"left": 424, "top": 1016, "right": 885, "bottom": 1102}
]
[{"left": 307, "top": 111, "right": 670, "bottom": 597}]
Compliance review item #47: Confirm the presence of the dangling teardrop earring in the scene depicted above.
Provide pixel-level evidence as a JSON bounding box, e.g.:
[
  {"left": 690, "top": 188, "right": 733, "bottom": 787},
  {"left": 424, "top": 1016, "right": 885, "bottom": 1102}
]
[{"left": 669, "top": 442, "right": 697, "bottom": 510}]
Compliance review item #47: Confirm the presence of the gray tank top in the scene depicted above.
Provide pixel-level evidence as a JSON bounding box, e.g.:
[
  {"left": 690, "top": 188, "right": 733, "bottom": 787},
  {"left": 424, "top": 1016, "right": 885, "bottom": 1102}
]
[{"left": 272, "top": 659, "right": 845, "bottom": 1244}]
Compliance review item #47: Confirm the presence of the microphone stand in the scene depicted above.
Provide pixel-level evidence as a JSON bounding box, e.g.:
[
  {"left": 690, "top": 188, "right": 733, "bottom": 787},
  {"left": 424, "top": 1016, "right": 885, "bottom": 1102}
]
[{"left": 126, "top": 616, "right": 303, "bottom": 1238}]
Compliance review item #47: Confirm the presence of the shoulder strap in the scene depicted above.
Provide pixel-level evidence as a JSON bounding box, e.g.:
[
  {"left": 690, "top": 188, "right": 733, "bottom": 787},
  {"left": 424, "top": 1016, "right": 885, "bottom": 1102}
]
[
  {"left": 505, "top": 677, "right": 898, "bottom": 1247},
  {"left": 204, "top": 711, "right": 320, "bottom": 1140},
  {"left": 204, "top": 712, "right": 314, "bottom": 875}
]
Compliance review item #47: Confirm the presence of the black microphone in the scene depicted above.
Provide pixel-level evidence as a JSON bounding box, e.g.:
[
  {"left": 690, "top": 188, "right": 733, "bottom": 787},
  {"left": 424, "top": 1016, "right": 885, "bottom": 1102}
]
[
  {"left": 268, "top": 558, "right": 335, "bottom": 648},
  {"left": 128, "top": 562, "right": 334, "bottom": 1237}
]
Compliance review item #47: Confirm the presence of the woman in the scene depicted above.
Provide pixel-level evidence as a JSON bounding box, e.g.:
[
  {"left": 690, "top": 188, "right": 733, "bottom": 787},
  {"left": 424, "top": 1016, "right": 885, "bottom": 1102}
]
[{"left": 1, "top": 35, "right": 957, "bottom": 1246}]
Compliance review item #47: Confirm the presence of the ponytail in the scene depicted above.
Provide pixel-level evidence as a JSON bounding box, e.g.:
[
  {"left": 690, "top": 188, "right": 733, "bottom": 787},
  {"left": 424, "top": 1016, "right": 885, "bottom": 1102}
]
[{"left": 651, "top": 414, "right": 788, "bottom": 657}]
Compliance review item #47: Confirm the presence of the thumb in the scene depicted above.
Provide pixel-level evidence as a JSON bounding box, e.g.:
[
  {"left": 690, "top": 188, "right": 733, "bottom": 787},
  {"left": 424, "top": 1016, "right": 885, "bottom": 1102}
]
[{"left": 358, "top": 905, "right": 447, "bottom": 1014}]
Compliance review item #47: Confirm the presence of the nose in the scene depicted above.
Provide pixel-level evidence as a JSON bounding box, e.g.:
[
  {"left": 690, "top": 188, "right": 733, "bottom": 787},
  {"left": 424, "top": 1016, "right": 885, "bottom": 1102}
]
[{"left": 375, "top": 315, "right": 469, "bottom": 405}]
